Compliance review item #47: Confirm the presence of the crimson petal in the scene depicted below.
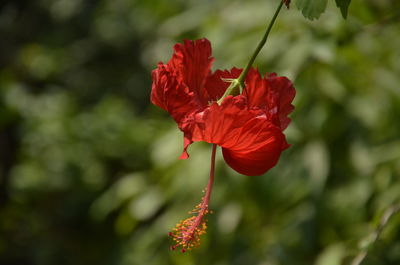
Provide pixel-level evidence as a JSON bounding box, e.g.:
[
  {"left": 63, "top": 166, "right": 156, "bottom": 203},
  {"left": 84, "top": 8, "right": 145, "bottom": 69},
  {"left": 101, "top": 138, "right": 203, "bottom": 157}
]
[
  {"left": 181, "top": 96, "right": 288, "bottom": 176},
  {"left": 168, "top": 39, "right": 215, "bottom": 107},
  {"left": 221, "top": 119, "right": 288, "bottom": 176},
  {"left": 151, "top": 63, "right": 197, "bottom": 124},
  {"left": 245, "top": 69, "right": 295, "bottom": 130}
]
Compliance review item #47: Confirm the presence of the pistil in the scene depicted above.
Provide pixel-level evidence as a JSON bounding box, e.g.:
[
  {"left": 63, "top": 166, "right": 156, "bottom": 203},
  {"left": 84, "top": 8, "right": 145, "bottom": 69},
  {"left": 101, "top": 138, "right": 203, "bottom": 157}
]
[{"left": 169, "top": 144, "right": 217, "bottom": 252}]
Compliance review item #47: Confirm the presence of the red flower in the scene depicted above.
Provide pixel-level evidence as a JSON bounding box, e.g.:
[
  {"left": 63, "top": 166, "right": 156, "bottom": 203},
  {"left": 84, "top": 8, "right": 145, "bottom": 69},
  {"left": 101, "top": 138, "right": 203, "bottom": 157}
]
[{"left": 151, "top": 38, "right": 295, "bottom": 176}]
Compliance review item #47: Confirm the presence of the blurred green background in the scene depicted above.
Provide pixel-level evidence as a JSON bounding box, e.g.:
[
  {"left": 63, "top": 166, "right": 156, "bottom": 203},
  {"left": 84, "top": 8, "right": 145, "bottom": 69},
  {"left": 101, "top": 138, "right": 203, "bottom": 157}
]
[{"left": 1, "top": 0, "right": 399, "bottom": 264}]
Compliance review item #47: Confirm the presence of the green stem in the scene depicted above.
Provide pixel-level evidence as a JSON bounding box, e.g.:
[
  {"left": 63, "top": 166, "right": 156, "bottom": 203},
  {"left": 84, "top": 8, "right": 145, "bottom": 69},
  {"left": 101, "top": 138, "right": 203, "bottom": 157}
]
[
  {"left": 237, "top": 0, "right": 284, "bottom": 87},
  {"left": 350, "top": 203, "right": 400, "bottom": 265},
  {"left": 217, "top": 1, "right": 284, "bottom": 104}
]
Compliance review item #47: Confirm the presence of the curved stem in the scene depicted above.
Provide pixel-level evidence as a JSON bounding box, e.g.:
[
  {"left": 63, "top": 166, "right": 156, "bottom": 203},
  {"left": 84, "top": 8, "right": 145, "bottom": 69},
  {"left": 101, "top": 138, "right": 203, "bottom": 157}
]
[
  {"left": 204, "top": 144, "right": 217, "bottom": 203},
  {"left": 189, "top": 144, "right": 217, "bottom": 232},
  {"left": 237, "top": 0, "right": 284, "bottom": 87},
  {"left": 350, "top": 203, "right": 400, "bottom": 265},
  {"left": 217, "top": 1, "right": 284, "bottom": 104}
]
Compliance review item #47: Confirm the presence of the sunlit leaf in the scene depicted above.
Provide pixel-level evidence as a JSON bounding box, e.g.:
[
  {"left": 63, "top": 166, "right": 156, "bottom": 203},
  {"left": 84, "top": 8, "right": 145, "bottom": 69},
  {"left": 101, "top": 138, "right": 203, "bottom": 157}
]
[
  {"left": 295, "top": 0, "right": 327, "bottom": 20},
  {"left": 335, "top": 0, "right": 351, "bottom": 19}
]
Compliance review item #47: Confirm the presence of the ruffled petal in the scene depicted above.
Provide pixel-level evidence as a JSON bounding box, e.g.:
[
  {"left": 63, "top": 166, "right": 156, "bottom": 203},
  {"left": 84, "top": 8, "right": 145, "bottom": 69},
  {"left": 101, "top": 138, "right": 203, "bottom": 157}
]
[
  {"left": 243, "top": 68, "right": 267, "bottom": 108},
  {"left": 178, "top": 95, "right": 245, "bottom": 159},
  {"left": 245, "top": 69, "right": 296, "bottom": 130},
  {"left": 168, "top": 39, "right": 215, "bottom": 106},
  {"left": 180, "top": 96, "right": 288, "bottom": 176},
  {"left": 265, "top": 73, "right": 296, "bottom": 130},
  {"left": 151, "top": 63, "right": 197, "bottom": 124},
  {"left": 182, "top": 96, "right": 250, "bottom": 146}
]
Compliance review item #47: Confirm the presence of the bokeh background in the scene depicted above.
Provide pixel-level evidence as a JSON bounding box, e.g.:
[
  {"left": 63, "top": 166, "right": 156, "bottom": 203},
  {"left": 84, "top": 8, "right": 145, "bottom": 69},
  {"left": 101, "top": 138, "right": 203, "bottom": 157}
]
[{"left": 1, "top": 0, "right": 399, "bottom": 264}]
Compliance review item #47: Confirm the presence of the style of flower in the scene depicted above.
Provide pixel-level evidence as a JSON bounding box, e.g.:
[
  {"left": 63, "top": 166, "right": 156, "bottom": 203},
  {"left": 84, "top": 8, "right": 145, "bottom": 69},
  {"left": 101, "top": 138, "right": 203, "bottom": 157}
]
[{"left": 151, "top": 38, "right": 295, "bottom": 251}]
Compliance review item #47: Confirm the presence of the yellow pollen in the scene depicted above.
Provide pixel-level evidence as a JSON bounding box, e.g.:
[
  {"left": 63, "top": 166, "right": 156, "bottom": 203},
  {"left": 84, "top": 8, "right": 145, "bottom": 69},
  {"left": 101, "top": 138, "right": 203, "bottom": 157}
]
[{"left": 169, "top": 204, "right": 212, "bottom": 252}]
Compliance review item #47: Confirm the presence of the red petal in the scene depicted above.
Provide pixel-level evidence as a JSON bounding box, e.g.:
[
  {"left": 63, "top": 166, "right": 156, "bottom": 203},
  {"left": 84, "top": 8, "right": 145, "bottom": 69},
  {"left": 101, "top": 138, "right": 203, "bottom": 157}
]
[
  {"left": 168, "top": 39, "right": 215, "bottom": 106},
  {"left": 151, "top": 63, "right": 172, "bottom": 111},
  {"left": 243, "top": 68, "right": 267, "bottom": 108},
  {"left": 266, "top": 73, "right": 296, "bottom": 130},
  {"left": 180, "top": 96, "right": 288, "bottom": 175},
  {"left": 151, "top": 63, "right": 197, "bottom": 124},
  {"left": 221, "top": 119, "right": 288, "bottom": 176},
  {"left": 244, "top": 69, "right": 296, "bottom": 130},
  {"left": 178, "top": 68, "right": 242, "bottom": 159}
]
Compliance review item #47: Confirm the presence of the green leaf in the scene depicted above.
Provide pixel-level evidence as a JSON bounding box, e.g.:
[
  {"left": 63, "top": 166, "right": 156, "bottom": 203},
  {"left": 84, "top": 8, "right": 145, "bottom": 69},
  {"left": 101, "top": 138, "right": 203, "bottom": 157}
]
[
  {"left": 295, "top": 0, "right": 328, "bottom": 20},
  {"left": 335, "top": 0, "right": 351, "bottom": 19}
]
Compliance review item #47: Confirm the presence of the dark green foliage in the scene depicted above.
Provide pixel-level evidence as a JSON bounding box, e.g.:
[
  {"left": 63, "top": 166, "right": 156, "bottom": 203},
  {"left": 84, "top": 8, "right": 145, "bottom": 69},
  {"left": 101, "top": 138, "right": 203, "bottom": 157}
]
[
  {"left": 0, "top": 0, "right": 399, "bottom": 264},
  {"left": 295, "top": 0, "right": 328, "bottom": 20},
  {"left": 335, "top": 0, "right": 351, "bottom": 18},
  {"left": 295, "top": 0, "right": 352, "bottom": 20}
]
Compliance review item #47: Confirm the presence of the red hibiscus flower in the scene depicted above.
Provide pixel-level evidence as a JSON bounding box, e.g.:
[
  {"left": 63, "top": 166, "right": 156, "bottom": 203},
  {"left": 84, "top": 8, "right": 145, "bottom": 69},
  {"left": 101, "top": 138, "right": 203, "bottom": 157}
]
[
  {"left": 151, "top": 38, "right": 295, "bottom": 252},
  {"left": 151, "top": 38, "right": 295, "bottom": 176}
]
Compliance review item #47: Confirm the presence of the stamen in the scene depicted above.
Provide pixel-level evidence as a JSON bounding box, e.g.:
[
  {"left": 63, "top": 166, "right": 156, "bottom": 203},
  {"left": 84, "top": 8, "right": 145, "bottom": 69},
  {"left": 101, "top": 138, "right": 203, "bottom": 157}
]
[{"left": 169, "top": 144, "right": 217, "bottom": 252}]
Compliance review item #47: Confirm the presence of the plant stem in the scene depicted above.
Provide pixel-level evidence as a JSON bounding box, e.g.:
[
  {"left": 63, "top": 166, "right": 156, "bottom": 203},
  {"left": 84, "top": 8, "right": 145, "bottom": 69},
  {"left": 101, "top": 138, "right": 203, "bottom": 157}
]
[
  {"left": 217, "top": 1, "right": 284, "bottom": 104},
  {"left": 202, "top": 144, "right": 217, "bottom": 210},
  {"left": 350, "top": 203, "right": 400, "bottom": 265},
  {"left": 237, "top": 0, "right": 284, "bottom": 87}
]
